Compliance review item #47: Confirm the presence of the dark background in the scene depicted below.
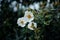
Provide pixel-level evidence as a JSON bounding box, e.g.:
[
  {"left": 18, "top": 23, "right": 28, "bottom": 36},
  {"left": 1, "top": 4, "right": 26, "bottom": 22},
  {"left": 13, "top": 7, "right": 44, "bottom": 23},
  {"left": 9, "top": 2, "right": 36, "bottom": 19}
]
[{"left": 0, "top": 0, "right": 60, "bottom": 40}]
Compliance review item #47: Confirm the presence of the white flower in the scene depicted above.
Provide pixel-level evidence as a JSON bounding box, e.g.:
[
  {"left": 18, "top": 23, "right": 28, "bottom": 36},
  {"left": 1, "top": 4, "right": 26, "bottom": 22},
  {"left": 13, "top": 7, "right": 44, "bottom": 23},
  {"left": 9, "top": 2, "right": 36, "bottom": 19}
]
[
  {"left": 19, "top": 3, "right": 26, "bottom": 10},
  {"left": 24, "top": 11, "right": 34, "bottom": 22},
  {"left": 39, "top": 1, "right": 45, "bottom": 9},
  {"left": 19, "top": 3, "right": 22, "bottom": 9},
  {"left": 33, "top": 2, "right": 39, "bottom": 10},
  {"left": 45, "top": 3, "right": 50, "bottom": 8},
  {"left": 40, "top": 1, "right": 43, "bottom": 5},
  {"left": 28, "top": 22, "right": 37, "bottom": 30},
  {"left": 29, "top": 4, "right": 35, "bottom": 10},
  {"left": 45, "top": 3, "right": 54, "bottom": 10},
  {"left": 22, "top": 5, "right": 26, "bottom": 10},
  {"left": 47, "top": 0, "right": 50, "bottom": 3},
  {"left": 13, "top": 7, "right": 17, "bottom": 12},
  {"left": 11, "top": 1, "right": 17, "bottom": 7},
  {"left": 17, "top": 17, "right": 27, "bottom": 27}
]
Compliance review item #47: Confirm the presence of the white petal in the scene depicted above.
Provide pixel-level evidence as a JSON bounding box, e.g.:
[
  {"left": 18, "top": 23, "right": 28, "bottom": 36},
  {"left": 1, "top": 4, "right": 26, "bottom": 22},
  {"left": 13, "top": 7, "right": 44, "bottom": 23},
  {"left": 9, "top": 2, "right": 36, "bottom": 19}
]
[
  {"left": 34, "top": 2, "right": 39, "bottom": 10},
  {"left": 13, "top": 7, "right": 17, "bottom": 12},
  {"left": 47, "top": 0, "right": 50, "bottom": 3},
  {"left": 28, "top": 22, "right": 37, "bottom": 30},
  {"left": 45, "top": 3, "right": 50, "bottom": 8},
  {"left": 19, "top": 3, "right": 22, "bottom": 9},
  {"left": 11, "top": 1, "right": 17, "bottom": 7},
  {"left": 17, "top": 17, "right": 27, "bottom": 27},
  {"left": 24, "top": 11, "right": 34, "bottom": 22},
  {"left": 29, "top": 4, "right": 35, "bottom": 10},
  {"left": 22, "top": 5, "right": 26, "bottom": 10}
]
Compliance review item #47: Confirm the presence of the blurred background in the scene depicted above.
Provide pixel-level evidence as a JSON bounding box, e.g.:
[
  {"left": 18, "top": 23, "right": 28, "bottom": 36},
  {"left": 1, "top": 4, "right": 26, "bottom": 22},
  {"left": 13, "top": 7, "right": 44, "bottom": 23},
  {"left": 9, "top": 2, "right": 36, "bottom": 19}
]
[{"left": 0, "top": 0, "right": 60, "bottom": 40}]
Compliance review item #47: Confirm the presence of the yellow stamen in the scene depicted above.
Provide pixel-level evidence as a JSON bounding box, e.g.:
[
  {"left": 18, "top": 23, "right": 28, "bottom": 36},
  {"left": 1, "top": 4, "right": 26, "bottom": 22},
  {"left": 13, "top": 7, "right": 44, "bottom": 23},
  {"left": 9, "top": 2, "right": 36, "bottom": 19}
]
[
  {"left": 27, "top": 14, "right": 32, "bottom": 19},
  {"left": 30, "top": 23, "right": 34, "bottom": 28},
  {"left": 21, "top": 21, "right": 24, "bottom": 24}
]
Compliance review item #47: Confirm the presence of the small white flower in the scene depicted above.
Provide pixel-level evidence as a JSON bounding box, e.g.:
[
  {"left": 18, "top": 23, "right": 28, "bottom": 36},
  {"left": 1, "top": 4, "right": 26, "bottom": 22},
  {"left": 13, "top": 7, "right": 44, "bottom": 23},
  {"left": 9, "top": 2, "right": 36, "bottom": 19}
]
[
  {"left": 39, "top": 1, "right": 44, "bottom": 9},
  {"left": 50, "top": 3, "right": 54, "bottom": 9},
  {"left": 19, "top": 3, "right": 22, "bottom": 9},
  {"left": 24, "top": 11, "right": 34, "bottom": 22},
  {"left": 13, "top": 7, "right": 17, "bottom": 12},
  {"left": 45, "top": 3, "right": 54, "bottom": 10},
  {"left": 17, "top": 17, "right": 27, "bottom": 27},
  {"left": 29, "top": 4, "right": 35, "bottom": 10},
  {"left": 19, "top": 3, "right": 26, "bottom": 10},
  {"left": 45, "top": 3, "right": 50, "bottom": 8},
  {"left": 40, "top": 1, "right": 43, "bottom": 5},
  {"left": 28, "top": 22, "right": 37, "bottom": 30},
  {"left": 22, "top": 5, "right": 26, "bottom": 10},
  {"left": 11, "top": 1, "right": 17, "bottom": 7},
  {"left": 34, "top": 2, "right": 39, "bottom": 10},
  {"left": 47, "top": 0, "right": 50, "bottom": 3}
]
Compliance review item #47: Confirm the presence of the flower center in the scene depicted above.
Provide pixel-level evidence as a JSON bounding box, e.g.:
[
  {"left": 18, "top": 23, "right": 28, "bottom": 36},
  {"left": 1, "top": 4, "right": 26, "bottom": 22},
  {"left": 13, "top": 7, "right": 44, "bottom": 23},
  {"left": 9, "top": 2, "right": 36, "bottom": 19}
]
[
  {"left": 21, "top": 20, "right": 24, "bottom": 24},
  {"left": 27, "top": 14, "right": 32, "bottom": 19},
  {"left": 30, "top": 23, "right": 34, "bottom": 28}
]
